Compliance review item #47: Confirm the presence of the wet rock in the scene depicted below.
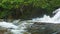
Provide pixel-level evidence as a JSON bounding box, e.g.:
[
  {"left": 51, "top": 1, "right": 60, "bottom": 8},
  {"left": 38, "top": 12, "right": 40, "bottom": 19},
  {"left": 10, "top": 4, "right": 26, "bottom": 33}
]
[
  {"left": 0, "top": 27, "right": 12, "bottom": 34},
  {"left": 27, "top": 22, "right": 60, "bottom": 34}
]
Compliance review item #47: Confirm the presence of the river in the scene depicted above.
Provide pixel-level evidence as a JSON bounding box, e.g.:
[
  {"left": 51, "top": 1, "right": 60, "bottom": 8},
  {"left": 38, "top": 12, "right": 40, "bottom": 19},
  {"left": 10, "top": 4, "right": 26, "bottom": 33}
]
[{"left": 0, "top": 8, "right": 60, "bottom": 34}]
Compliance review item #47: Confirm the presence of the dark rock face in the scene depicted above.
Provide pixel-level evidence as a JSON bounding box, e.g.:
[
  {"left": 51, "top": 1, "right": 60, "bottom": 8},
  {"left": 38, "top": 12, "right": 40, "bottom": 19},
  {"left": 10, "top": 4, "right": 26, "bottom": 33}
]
[{"left": 27, "top": 22, "right": 60, "bottom": 34}]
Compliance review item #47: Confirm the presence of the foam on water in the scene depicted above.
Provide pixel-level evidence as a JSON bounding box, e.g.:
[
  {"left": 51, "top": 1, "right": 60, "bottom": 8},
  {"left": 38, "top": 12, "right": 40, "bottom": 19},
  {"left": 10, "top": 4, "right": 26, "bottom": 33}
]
[
  {"left": 0, "top": 8, "right": 60, "bottom": 34},
  {"left": 0, "top": 20, "right": 32, "bottom": 34},
  {"left": 0, "top": 22, "right": 18, "bottom": 29},
  {"left": 11, "top": 21, "right": 32, "bottom": 34},
  {"left": 8, "top": 8, "right": 60, "bottom": 34},
  {"left": 32, "top": 8, "right": 60, "bottom": 23}
]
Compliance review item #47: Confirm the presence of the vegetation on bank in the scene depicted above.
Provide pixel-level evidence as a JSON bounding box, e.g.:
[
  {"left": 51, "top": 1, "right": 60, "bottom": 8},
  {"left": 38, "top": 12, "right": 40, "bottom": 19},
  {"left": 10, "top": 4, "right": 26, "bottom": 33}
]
[{"left": 0, "top": 0, "right": 60, "bottom": 19}]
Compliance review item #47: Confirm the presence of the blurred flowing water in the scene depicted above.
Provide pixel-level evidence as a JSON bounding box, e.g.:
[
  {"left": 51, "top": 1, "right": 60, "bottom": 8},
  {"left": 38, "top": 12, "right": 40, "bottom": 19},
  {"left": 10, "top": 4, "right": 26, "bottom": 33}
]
[
  {"left": 0, "top": 8, "right": 60, "bottom": 34},
  {"left": 32, "top": 8, "right": 60, "bottom": 23}
]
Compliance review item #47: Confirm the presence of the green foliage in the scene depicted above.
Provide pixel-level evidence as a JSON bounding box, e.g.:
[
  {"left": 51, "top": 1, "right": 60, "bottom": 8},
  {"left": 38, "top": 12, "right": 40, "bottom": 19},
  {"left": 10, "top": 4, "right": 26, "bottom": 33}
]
[{"left": 0, "top": 0, "right": 60, "bottom": 19}]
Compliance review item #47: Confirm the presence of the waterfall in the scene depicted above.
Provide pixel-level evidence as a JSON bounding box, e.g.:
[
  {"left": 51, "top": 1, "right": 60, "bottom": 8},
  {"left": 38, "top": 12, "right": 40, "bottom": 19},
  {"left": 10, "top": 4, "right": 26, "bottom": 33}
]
[
  {"left": 32, "top": 8, "right": 60, "bottom": 23},
  {"left": 0, "top": 8, "right": 60, "bottom": 34}
]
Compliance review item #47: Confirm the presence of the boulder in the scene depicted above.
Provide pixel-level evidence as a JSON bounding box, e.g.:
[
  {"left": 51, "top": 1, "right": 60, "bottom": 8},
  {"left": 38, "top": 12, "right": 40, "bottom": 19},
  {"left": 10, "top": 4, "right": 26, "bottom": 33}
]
[
  {"left": 0, "top": 26, "right": 12, "bottom": 34},
  {"left": 27, "top": 22, "right": 60, "bottom": 34},
  {"left": 0, "top": 26, "right": 8, "bottom": 34}
]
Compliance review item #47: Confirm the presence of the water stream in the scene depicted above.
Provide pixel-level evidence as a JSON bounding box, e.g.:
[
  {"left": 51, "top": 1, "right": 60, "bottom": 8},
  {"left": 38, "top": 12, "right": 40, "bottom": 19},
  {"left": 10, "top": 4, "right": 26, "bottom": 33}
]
[
  {"left": 0, "top": 8, "right": 60, "bottom": 34},
  {"left": 32, "top": 8, "right": 60, "bottom": 23}
]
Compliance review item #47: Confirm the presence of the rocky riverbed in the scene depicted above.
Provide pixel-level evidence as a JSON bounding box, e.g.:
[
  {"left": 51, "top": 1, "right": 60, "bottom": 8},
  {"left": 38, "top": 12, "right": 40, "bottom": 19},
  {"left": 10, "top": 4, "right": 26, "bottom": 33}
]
[
  {"left": 27, "top": 22, "right": 60, "bottom": 34},
  {"left": 1, "top": 20, "right": 60, "bottom": 34}
]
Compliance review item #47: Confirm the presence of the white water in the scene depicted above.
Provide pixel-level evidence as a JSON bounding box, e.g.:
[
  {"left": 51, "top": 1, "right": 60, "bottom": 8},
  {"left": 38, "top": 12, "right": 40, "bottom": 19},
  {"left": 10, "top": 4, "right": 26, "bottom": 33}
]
[
  {"left": 0, "top": 8, "right": 60, "bottom": 34},
  {"left": 0, "top": 20, "right": 32, "bottom": 34},
  {"left": 32, "top": 8, "right": 60, "bottom": 23}
]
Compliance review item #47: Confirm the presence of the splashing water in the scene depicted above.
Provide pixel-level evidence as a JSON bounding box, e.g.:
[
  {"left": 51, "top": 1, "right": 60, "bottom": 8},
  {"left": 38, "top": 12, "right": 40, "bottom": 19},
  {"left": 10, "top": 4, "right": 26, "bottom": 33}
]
[
  {"left": 32, "top": 8, "right": 60, "bottom": 23},
  {"left": 11, "top": 21, "right": 32, "bottom": 34},
  {"left": 0, "top": 22, "right": 18, "bottom": 29},
  {"left": 52, "top": 8, "right": 60, "bottom": 22},
  {"left": 0, "top": 8, "right": 60, "bottom": 34},
  {"left": 0, "top": 20, "right": 32, "bottom": 34},
  {"left": 10, "top": 8, "right": 60, "bottom": 34}
]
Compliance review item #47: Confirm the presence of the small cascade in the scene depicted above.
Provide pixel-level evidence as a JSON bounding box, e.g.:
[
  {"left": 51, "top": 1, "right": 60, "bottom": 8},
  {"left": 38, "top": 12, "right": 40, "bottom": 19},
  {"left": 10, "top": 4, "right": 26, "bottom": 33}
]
[
  {"left": 0, "top": 21, "right": 32, "bottom": 34},
  {"left": 11, "top": 21, "right": 33, "bottom": 34},
  {"left": 0, "top": 8, "right": 60, "bottom": 34},
  {"left": 52, "top": 8, "right": 60, "bottom": 22},
  {"left": 32, "top": 8, "right": 60, "bottom": 23}
]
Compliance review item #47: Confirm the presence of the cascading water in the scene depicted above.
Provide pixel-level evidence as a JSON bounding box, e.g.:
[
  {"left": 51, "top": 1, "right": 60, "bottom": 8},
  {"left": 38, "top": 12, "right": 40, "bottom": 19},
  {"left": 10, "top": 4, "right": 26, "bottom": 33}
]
[
  {"left": 11, "top": 21, "right": 32, "bottom": 34},
  {"left": 0, "top": 20, "right": 33, "bottom": 34},
  {"left": 32, "top": 8, "right": 60, "bottom": 23},
  {"left": 52, "top": 8, "right": 60, "bottom": 22},
  {"left": 0, "top": 8, "right": 60, "bottom": 34}
]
